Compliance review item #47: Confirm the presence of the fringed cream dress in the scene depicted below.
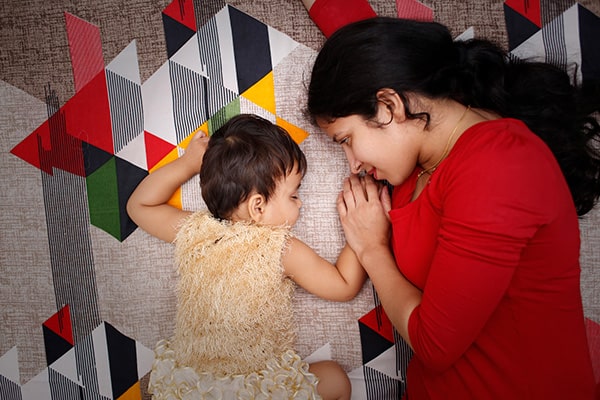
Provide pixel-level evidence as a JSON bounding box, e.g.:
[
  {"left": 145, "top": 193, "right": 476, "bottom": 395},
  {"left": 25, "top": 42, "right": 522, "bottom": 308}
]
[{"left": 148, "top": 211, "right": 321, "bottom": 399}]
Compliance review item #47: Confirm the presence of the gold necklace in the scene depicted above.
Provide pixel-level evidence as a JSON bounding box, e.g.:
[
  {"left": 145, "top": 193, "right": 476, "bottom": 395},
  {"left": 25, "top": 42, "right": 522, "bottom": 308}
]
[{"left": 417, "top": 105, "right": 471, "bottom": 180}]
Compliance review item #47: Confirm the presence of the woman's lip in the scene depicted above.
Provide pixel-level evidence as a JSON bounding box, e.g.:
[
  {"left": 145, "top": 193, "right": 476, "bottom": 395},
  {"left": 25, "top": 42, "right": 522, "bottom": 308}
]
[{"left": 368, "top": 168, "right": 377, "bottom": 179}]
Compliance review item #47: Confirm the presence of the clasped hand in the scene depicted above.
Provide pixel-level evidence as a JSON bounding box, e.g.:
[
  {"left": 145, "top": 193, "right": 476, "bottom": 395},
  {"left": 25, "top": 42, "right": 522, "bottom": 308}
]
[{"left": 337, "top": 174, "right": 392, "bottom": 259}]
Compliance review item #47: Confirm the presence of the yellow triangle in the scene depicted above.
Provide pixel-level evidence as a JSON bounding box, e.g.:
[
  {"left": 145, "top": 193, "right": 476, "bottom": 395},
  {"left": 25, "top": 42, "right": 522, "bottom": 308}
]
[
  {"left": 149, "top": 147, "right": 183, "bottom": 210},
  {"left": 276, "top": 117, "right": 309, "bottom": 144},
  {"left": 242, "top": 72, "right": 276, "bottom": 114}
]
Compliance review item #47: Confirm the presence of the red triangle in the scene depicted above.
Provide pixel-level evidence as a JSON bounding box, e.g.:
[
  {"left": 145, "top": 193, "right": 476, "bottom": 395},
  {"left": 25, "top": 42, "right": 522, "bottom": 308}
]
[
  {"left": 145, "top": 130, "right": 176, "bottom": 170},
  {"left": 504, "top": 0, "right": 541, "bottom": 28},
  {"left": 359, "top": 305, "right": 395, "bottom": 343},
  {"left": 64, "top": 70, "right": 114, "bottom": 155},
  {"left": 64, "top": 12, "right": 104, "bottom": 92},
  {"left": 163, "top": 0, "right": 196, "bottom": 32},
  {"left": 10, "top": 122, "right": 50, "bottom": 173},
  {"left": 43, "top": 304, "right": 74, "bottom": 346}
]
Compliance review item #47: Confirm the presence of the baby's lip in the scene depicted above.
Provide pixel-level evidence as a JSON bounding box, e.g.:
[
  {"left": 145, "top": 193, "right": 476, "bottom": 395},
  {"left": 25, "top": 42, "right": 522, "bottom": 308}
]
[{"left": 368, "top": 168, "right": 377, "bottom": 179}]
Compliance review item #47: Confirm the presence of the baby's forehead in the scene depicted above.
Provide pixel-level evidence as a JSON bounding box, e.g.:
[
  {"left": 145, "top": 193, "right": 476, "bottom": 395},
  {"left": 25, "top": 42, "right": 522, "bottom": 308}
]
[{"left": 278, "top": 169, "right": 303, "bottom": 189}]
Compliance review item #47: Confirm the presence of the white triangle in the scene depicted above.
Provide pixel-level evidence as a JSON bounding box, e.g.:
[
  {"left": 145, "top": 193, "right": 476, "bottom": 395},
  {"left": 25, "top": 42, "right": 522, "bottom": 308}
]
[
  {"left": 116, "top": 131, "right": 147, "bottom": 170},
  {"left": 106, "top": 40, "right": 141, "bottom": 85},
  {"left": 511, "top": 25, "right": 546, "bottom": 61},
  {"left": 92, "top": 322, "right": 113, "bottom": 399},
  {"left": 364, "top": 346, "right": 404, "bottom": 382},
  {"left": 21, "top": 369, "right": 51, "bottom": 400},
  {"left": 142, "top": 62, "right": 177, "bottom": 145},
  {"left": 562, "top": 4, "right": 582, "bottom": 83},
  {"left": 303, "top": 343, "right": 332, "bottom": 364},
  {"left": 215, "top": 6, "right": 238, "bottom": 94},
  {"left": 455, "top": 26, "right": 475, "bottom": 41},
  {"left": 347, "top": 366, "right": 367, "bottom": 400},
  {"left": 136, "top": 340, "right": 156, "bottom": 378},
  {"left": 268, "top": 25, "right": 299, "bottom": 68},
  {"left": 170, "top": 33, "right": 209, "bottom": 78},
  {"left": 0, "top": 347, "right": 20, "bottom": 384},
  {"left": 48, "top": 347, "right": 81, "bottom": 385}
]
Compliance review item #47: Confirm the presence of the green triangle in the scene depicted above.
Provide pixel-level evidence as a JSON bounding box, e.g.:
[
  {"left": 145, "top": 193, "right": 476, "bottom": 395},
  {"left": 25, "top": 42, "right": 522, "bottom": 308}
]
[{"left": 86, "top": 157, "right": 121, "bottom": 240}]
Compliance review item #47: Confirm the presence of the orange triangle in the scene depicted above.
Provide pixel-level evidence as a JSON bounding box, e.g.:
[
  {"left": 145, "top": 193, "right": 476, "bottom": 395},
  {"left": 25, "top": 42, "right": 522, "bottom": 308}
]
[
  {"left": 276, "top": 117, "right": 309, "bottom": 144},
  {"left": 116, "top": 380, "right": 142, "bottom": 400}
]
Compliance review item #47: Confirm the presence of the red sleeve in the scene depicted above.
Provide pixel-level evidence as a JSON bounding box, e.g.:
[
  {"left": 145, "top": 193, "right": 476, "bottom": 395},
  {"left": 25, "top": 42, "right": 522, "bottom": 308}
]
[
  {"left": 407, "top": 121, "right": 573, "bottom": 371},
  {"left": 308, "top": 0, "right": 377, "bottom": 37}
]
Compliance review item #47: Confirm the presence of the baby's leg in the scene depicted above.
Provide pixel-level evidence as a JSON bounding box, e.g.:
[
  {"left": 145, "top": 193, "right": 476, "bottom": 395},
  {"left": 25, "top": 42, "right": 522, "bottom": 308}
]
[{"left": 309, "top": 360, "right": 351, "bottom": 400}]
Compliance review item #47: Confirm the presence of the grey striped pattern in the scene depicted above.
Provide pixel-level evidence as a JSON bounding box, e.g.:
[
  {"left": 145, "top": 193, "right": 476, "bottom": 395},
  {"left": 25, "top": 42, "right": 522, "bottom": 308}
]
[{"left": 106, "top": 70, "right": 143, "bottom": 154}]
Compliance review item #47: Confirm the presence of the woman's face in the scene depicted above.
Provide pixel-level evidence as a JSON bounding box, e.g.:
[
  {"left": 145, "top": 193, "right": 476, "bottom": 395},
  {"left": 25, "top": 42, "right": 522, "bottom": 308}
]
[{"left": 317, "top": 114, "right": 420, "bottom": 186}]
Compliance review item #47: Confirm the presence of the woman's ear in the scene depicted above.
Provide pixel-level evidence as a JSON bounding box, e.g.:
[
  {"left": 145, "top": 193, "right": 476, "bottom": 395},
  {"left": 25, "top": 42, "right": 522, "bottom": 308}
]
[
  {"left": 247, "top": 193, "right": 266, "bottom": 223},
  {"left": 376, "top": 88, "right": 406, "bottom": 124}
]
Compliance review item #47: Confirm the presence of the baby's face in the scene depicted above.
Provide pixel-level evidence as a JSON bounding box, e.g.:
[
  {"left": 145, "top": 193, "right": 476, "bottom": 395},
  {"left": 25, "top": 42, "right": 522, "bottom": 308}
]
[{"left": 259, "top": 169, "right": 303, "bottom": 227}]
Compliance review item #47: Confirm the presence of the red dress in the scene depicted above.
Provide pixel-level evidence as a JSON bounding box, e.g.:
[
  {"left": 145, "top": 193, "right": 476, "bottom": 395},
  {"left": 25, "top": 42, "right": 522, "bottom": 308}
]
[{"left": 389, "top": 119, "right": 595, "bottom": 399}]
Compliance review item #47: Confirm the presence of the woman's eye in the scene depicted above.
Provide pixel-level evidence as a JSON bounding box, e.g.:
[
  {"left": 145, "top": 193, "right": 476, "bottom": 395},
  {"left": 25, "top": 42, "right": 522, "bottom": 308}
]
[{"left": 339, "top": 137, "right": 349, "bottom": 145}]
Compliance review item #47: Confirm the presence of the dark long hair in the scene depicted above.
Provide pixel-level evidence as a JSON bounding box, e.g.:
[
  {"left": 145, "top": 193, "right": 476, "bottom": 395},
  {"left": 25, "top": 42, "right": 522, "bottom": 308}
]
[
  {"left": 200, "top": 114, "right": 307, "bottom": 220},
  {"left": 307, "top": 17, "right": 600, "bottom": 216}
]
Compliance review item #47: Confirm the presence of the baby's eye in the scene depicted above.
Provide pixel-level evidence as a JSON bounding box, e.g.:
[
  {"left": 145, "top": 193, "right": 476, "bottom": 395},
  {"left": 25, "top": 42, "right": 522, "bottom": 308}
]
[{"left": 339, "top": 137, "right": 350, "bottom": 145}]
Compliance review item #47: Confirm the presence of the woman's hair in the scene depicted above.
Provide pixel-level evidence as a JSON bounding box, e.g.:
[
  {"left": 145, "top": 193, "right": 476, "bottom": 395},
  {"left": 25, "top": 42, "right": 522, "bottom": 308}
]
[
  {"left": 200, "top": 114, "right": 307, "bottom": 220},
  {"left": 307, "top": 17, "right": 600, "bottom": 216}
]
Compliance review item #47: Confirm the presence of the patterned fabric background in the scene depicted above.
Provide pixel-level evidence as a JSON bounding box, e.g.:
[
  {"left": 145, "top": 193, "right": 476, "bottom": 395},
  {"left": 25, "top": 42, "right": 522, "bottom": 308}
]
[{"left": 1, "top": 1, "right": 599, "bottom": 399}]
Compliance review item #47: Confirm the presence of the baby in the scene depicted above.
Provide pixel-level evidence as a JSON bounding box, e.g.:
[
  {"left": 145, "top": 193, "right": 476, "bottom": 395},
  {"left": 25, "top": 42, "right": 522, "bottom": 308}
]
[{"left": 127, "top": 114, "right": 366, "bottom": 399}]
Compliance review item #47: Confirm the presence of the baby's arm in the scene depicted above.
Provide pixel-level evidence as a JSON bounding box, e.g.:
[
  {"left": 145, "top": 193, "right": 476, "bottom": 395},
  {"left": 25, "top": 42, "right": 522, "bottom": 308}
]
[
  {"left": 283, "top": 238, "right": 366, "bottom": 301},
  {"left": 126, "top": 132, "right": 209, "bottom": 243}
]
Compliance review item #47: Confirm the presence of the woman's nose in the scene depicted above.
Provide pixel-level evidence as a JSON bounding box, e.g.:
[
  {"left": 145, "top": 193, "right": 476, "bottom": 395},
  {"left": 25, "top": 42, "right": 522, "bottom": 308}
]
[{"left": 344, "top": 148, "right": 362, "bottom": 174}]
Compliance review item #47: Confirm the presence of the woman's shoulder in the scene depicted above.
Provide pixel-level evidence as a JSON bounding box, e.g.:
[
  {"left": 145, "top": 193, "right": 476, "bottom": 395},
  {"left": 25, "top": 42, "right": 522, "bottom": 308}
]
[{"left": 450, "top": 118, "right": 557, "bottom": 169}]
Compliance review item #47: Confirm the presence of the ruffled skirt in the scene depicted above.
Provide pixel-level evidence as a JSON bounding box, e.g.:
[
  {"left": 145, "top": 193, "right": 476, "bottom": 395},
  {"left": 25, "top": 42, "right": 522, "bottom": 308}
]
[{"left": 148, "top": 339, "right": 321, "bottom": 399}]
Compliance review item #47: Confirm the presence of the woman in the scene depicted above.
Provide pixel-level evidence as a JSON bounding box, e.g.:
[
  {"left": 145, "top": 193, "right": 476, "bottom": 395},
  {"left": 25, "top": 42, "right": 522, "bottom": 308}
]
[{"left": 306, "top": 17, "right": 599, "bottom": 399}]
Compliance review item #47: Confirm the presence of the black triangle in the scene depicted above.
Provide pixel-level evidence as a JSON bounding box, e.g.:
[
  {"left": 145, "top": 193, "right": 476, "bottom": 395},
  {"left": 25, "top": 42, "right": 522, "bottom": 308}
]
[
  {"left": 504, "top": 3, "right": 540, "bottom": 51},
  {"left": 163, "top": 13, "right": 196, "bottom": 58},
  {"left": 359, "top": 320, "right": 394, "bottom": 364}
]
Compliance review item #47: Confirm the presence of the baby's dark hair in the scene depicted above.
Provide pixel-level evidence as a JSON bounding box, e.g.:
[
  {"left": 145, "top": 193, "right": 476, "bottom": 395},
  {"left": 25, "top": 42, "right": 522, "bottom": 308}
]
[{"left": 200, "top": 114, "right": 307, "bottom": 220}]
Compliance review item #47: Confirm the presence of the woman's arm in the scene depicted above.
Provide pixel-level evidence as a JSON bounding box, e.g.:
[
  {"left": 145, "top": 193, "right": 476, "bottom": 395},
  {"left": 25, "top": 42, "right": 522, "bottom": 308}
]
[
  {"left": 126, "top": 132, "right": 209, "bottom": 243},
  {"left": 337, "top": 174, "right": 422, "bottom": 348},
  {"left": 283, "top": 238, "right": 367, "bottom": 302}
]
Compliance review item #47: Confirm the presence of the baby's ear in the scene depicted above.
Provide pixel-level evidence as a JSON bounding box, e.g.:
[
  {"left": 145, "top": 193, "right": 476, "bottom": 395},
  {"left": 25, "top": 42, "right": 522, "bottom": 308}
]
[{"left": 247, "top": 193, "right": 266, "bottom": 223}]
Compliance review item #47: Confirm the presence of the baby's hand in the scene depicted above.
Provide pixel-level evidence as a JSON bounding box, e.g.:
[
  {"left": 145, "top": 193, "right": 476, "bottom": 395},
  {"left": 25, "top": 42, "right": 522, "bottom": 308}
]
[{"left": 182, "top": 131, "right": 210, "bottom": 173}]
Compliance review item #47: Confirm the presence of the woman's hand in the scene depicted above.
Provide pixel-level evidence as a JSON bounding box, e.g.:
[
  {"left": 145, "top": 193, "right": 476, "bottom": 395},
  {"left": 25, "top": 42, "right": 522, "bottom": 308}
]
[{"left": 337, "top": 174, "right": 392, "bottom": 260}]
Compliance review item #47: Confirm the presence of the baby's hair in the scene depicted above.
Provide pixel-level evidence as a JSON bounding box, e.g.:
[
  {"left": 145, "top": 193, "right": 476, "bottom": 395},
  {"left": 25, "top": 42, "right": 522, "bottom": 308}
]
[{"left": 200, "top": 114, "right": 307, "bottom": 220}]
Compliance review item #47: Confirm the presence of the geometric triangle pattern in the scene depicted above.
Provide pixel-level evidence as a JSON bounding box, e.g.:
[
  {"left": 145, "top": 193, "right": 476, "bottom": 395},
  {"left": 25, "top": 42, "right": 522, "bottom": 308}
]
[
  {"left": 357, "top": 294, "right": 412, "bottom": 399},
  {"left": 506, "top": 2, "right": 599, "bottom": 88},
  {"left": 504, "top": 2, "right": 541, "bottom": 50},
  {"left": 9, "top": 1, "right": 310, "bottom": 242},
  {"left": 0, "top": 321, "right": 153, "bottom": 400},
  {"left": 42, "top": 305, "right": 74, "bottom": 366}
]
